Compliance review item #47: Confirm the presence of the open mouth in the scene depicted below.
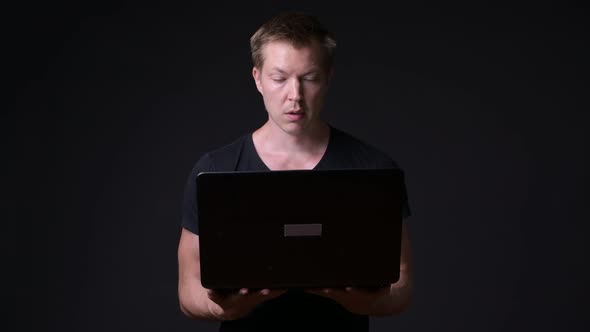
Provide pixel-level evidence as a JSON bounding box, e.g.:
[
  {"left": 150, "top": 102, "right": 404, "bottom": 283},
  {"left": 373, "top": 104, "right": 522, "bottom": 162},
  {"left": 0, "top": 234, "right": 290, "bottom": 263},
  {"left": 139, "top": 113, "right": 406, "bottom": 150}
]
[{"left": 286, "top": 110, "right": 305, "bottom": 121}]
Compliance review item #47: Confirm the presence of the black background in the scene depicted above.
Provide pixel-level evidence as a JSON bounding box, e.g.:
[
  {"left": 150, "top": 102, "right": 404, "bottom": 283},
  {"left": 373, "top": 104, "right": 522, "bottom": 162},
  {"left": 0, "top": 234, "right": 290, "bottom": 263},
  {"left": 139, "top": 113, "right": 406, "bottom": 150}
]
[{"left": 11, "top": 1, "right": 589, "bottom": 331}]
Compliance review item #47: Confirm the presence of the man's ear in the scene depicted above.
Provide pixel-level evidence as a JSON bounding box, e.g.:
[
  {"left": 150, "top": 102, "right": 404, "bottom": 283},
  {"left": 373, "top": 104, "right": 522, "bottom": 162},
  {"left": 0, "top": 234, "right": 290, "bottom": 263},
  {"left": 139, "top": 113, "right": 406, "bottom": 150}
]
[{"left": 252, "top": 67, "right": 263, "bottom": 94}]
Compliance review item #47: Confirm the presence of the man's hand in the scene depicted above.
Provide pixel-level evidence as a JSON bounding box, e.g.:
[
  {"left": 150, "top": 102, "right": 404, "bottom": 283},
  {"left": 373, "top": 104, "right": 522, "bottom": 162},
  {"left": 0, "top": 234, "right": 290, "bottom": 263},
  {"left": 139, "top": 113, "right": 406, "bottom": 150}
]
[
  {"left": 206, "top": 288, "right": 286, "bottom": 320},
  {"left": 306, "top": 223, "right": 414, "bottom": 316},
  {"left": 305, "top": 286, "right": 391, "bottom": 315}
]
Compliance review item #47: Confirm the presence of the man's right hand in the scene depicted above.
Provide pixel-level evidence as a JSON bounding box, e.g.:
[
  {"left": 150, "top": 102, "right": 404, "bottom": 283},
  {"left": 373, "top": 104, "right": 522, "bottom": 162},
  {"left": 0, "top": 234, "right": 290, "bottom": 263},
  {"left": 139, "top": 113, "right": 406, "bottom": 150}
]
[
  {"left": 206, "top": 288, "right": 286, "bottom": 320},
  {"left": 178, "top": 230, "right": 286, "bottom": 321}
]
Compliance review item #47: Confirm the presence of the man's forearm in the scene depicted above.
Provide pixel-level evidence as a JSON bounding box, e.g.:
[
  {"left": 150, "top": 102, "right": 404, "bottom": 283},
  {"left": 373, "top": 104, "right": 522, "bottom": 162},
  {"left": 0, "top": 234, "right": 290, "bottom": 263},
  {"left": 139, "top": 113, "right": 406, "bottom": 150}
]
[
  {"left": 369, "top": 276, "right": 413, "bottom": 316},
  {"left": 179, "top": 280, "right": 222, "bottom": 321}
]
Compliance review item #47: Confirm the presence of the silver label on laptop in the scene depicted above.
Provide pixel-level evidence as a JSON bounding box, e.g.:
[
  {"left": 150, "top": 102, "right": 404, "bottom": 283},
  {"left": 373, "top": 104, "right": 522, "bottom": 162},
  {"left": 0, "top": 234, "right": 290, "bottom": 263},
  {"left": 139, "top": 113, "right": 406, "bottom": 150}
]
[{"left": 284, "top": 223, "right": 322, "bottom": 237}]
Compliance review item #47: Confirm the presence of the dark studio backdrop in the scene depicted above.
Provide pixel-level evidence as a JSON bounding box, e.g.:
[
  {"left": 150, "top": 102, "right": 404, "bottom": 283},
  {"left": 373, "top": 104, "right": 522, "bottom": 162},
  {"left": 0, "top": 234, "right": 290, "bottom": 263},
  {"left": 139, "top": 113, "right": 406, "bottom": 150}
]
[{"left": 12, "top": 1, "right": 589, "bottom": 331}]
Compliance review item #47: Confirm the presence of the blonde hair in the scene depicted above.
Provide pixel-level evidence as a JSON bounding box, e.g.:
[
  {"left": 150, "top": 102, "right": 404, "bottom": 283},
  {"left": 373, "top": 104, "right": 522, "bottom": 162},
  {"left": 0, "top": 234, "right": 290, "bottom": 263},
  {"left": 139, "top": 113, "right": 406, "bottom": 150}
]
[{"left": 250, "top": 11, "right": 337, "bottom": 72}]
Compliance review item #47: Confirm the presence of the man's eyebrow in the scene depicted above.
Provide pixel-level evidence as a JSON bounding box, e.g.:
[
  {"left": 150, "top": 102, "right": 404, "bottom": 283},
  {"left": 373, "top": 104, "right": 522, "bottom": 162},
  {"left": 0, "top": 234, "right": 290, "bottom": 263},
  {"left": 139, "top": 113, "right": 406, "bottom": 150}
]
[
  {"left": 268, "top": 68, "right": 321, "bottom": 76},
  {"left": 302, "top": 70, "right": 320, "bottom": 76}
]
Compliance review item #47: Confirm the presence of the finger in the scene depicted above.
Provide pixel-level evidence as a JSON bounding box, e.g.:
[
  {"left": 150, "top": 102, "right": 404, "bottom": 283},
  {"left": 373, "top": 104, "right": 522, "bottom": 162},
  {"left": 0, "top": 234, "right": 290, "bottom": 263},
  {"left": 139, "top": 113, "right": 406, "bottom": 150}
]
[
  {"left": 303, "top": 288, "right": 320, "bottom": 295},
  {"left": 260, "top": 288, "right": 287, "bottom": 297},
  {"left": 206, "top": 289, "right": 217, "bottom": 298},
  {"left": 305, "top": 288, "right": 341, "bottom": 297},
  {"left": 269, "top": 288, "right": 288, "bottom": 298},
  {"left": 207, "top": 288, "right": 231, "bottom": 302},
  {"left": 322, "top": 288, "right": 347, "bottom": 294},
  {"left": 363, "top": 285, "right": 390, "bottom": 293},
  {"left": 305, "top": 287, "right": 329, "bottom": 292},
  {"left": 347, "top": 286, "right": 389, "bottom": 295},
  {"left": 207, "top": 288, "right": 225, "bottom": 297},
  {"left": 307, "top": 288, "right": 327, "bottom": 294}
]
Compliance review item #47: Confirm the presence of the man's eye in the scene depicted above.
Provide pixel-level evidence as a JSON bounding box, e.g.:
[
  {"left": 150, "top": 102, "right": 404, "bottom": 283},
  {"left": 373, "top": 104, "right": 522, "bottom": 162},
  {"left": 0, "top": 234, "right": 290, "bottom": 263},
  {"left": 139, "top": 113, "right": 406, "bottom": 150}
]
[
  {"left": 303, "top": 76, "right": 318, "bottom": 82},
  {"left": 272, "top": 78, "right": 286, "bottom": 82}
]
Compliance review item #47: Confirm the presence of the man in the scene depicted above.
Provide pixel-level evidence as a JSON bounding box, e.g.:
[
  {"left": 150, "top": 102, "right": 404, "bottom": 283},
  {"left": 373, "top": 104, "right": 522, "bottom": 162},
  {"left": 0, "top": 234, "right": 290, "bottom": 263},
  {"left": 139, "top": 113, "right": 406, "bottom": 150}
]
[{"left": 177, "top": 11, "right": 413, "bottom": 331}]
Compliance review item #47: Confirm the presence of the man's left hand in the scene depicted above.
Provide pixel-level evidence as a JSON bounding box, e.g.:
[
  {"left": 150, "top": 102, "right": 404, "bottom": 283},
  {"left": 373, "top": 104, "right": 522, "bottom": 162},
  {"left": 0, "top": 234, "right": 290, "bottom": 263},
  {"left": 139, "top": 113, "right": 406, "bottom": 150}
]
[{"left": 305, "top": 286, "right": 391, "bottom": 315}]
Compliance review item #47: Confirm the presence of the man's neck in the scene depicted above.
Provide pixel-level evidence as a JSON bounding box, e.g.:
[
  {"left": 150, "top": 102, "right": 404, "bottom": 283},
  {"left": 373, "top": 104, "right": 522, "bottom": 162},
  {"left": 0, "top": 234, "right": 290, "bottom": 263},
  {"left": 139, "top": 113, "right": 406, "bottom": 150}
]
[{"left": 253, "top": 120, "right": 330, "bottom": 156}]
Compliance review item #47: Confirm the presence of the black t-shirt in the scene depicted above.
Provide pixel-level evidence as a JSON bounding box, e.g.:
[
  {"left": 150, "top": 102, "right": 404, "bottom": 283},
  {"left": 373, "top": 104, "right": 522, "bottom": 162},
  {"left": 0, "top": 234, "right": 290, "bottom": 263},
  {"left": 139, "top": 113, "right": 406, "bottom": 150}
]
[{"left": 181, "top": 126, "right": 411, "bottom": 331}]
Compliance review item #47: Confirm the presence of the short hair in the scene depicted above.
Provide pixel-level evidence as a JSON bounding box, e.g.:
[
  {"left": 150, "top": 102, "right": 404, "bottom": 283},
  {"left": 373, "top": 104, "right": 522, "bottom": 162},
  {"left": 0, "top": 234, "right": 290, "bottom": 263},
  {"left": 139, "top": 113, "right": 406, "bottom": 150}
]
[{"left": 250, "top": 11, "right": 337, "bottom": 72}]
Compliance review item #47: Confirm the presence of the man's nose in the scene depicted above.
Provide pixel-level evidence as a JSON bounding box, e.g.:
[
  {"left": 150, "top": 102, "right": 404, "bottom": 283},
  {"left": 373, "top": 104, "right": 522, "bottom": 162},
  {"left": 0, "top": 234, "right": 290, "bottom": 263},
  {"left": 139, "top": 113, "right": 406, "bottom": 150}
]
[{"left": 288, "top": 78, "right": 302, "bottom": 101}]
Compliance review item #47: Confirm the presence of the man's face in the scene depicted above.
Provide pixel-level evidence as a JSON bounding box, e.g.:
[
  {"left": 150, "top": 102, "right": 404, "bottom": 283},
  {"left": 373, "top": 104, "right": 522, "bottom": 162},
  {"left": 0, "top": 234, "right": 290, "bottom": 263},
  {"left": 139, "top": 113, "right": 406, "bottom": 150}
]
[{"left": 252, "top": 39, "right": 331, "bottom": 136}]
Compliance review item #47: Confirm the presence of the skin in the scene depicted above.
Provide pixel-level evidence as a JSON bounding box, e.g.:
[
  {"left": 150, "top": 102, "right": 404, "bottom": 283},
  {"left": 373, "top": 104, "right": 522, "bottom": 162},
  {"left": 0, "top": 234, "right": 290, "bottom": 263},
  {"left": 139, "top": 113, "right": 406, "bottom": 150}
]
[
  {"left": 251, "top": 39, "right": 332, "bottom": 170},
  {"left": 305, "top": 222, "right": 413, "bottom": 316},
  {"left": 178, "top": 228, "right": 286, "bottom": 321},
  {"left": 177, "top": 38, "right": 413, "bottom": 321}
]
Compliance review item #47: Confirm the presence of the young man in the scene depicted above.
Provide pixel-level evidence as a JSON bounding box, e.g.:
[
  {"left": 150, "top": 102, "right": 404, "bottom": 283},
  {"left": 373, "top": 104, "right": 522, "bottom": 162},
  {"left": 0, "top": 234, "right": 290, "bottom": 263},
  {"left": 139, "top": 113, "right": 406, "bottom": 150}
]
[{"left": 178, "top": 11, "right": 413, "bottom": 331}]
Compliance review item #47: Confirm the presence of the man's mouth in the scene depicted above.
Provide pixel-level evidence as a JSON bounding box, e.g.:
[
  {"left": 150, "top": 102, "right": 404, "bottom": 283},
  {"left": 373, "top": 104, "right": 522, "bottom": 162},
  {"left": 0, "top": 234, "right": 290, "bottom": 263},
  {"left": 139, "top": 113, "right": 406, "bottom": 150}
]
[{"left": 286, "top": 110, "right": 305, "bottom": 121}]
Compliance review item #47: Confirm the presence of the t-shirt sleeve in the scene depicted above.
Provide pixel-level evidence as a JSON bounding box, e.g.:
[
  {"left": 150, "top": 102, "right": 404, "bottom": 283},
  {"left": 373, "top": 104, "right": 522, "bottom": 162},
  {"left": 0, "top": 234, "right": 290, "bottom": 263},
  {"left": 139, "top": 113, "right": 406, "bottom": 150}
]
[
  {"left": 181, "top": 153, "right": 215, "bottom": 235},
  {"left": 400, "top": 172, "right": 412, "bottom": 220},
  {"left": 378, "top": 157, "right": 412, "bottom": 220}
]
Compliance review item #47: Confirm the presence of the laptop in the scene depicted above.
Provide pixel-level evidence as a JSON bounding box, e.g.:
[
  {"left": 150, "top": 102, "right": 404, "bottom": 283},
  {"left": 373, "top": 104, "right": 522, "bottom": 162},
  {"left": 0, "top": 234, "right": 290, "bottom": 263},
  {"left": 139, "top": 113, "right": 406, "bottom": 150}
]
[{"left": 196, "top": 168, "right": 405, "bottom": 291}]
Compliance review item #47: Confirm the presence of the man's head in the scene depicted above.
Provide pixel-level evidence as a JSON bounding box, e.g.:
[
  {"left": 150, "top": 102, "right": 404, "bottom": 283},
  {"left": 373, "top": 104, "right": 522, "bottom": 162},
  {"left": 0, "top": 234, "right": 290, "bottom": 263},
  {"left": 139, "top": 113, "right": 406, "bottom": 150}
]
[
  {"left": 250, "top": 11, "right": 336, "bottom": 75},
  {"left": 250, "top": 12, "right": 337, "bottom": 136}
]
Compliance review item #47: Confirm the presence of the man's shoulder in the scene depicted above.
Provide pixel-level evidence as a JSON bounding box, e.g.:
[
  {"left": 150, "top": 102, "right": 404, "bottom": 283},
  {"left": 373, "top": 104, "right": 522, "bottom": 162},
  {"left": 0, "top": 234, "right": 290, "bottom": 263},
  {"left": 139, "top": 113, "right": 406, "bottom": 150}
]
[
  {"left": 330, "top": 126, "right": 400, "bottom": 168},
  {"left": 207, "top": 133, "right": 250, "bottom": 162},
  {"left": 192, "top": 133, "right": 251, "bottom": 172}
]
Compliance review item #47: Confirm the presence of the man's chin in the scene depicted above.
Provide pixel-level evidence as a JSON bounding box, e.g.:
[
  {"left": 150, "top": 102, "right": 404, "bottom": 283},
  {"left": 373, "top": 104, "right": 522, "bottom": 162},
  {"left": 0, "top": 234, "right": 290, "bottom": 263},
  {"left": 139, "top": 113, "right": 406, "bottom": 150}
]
[
  {"left": 280, "top": 118, "right": 327, "bottom": 137},
  {"left": 281, "top": 124, "right": 306, "bottom": 136}
]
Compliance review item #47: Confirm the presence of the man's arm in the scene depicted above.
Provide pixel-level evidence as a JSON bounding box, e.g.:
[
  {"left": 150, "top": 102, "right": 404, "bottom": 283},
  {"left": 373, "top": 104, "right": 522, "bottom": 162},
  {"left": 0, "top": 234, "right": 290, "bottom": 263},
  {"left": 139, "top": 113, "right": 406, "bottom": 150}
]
[
  {"left": 177, "top": 228, "right": 285, "bottom": 321},
  {"left": 177, "top": 228, "right": 220, "bottom": 320},
  {"left": 370, "top": 221, "right": 413, "bottom": 315},
  {"left": 306, "top": 222, "right": 413, "bottom": 316}
]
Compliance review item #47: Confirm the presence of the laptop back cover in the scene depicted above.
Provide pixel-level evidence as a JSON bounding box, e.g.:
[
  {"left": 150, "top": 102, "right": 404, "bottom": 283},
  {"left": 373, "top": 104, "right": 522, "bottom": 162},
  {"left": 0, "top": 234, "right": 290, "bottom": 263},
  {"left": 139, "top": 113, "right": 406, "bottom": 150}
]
[{"left": 196, "top": 168, "right": 404, "bottom": 290}]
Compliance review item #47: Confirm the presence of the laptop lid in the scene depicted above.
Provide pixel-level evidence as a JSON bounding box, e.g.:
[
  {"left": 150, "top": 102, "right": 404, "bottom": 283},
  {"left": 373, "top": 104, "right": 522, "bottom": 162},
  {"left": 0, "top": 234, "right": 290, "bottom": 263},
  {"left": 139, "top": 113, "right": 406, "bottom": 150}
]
[{"left": 196, "top": 168, "right": 405, "bottom": 290}]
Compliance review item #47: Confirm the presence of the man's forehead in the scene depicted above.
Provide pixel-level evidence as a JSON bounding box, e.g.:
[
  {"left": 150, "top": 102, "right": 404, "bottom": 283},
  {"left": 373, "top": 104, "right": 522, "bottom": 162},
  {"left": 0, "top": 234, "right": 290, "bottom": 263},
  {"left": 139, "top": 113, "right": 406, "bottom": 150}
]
[
  {"left": 266, "top": 65, "right": 320, "bottom": 73},
  {"left": 265, "top": 37, "right": 319, "bottom": 49},
  {"left": 260, "top": 41, "right": 324, "bottom": 72}
]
